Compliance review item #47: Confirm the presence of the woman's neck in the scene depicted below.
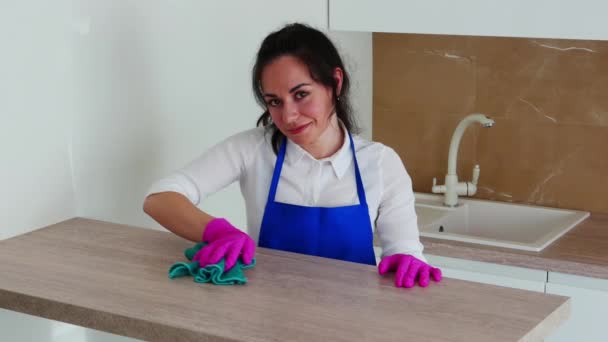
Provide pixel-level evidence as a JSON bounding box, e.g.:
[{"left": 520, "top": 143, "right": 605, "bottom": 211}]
[{"left": 301, "top": 115, "right": 344, "bottom": 160}]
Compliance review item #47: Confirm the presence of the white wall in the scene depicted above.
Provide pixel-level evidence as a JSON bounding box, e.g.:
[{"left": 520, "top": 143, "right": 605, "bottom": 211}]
[
  {"left": 1, "top": 1, "right": 76, "bottom": 239},
  {"left": 0, "top": 0, "right": 372, "bottom": 236},
  {"left": 70, "top": 0, "right": 373, "bottom": 230},
  {"left": 328, "top": 31, "right": 373, "bottom": 140},
  {"left": 1, "top": 1, "right": 372, "bottom": 338}
]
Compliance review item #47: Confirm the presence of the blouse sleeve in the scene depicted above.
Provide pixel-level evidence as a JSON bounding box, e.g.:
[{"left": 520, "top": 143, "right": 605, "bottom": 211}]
[
  {"left": 145, "top": 128, "right": 265, "bottom": 205},
  {"left": 375, "top": 146, "right": 426, "bottom": 262}
]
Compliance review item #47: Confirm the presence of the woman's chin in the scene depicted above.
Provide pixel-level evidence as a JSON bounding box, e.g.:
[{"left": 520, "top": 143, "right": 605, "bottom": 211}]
[
  {"left": 283, "top": 129, "right": 313, "bottom": 145},
  {"left": 287, "top": 134, "right": 309, "bottom": 146}
]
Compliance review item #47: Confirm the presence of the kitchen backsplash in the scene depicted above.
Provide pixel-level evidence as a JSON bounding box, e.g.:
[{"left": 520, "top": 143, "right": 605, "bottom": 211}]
[{"left": 373, "top": 33, "right": 608, "bottom": 214}]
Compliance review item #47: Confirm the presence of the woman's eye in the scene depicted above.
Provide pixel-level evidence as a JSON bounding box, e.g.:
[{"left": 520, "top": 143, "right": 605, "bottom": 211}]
[
  {"left": 267, "top": 99, "right": 281, "bottom": 107},
  {"left": 295, "top": 91, "right": 309, "bottom": 99}
]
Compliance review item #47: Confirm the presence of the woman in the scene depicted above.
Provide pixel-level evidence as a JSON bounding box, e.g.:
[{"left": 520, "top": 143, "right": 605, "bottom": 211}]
[{"left": 143, "top": 23, "right": 441, "bottom": 288}]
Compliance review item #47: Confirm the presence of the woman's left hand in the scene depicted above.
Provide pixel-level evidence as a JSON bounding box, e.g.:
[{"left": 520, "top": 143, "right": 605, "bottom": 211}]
[{"left": 378, "top": 254, "right": 442, "bottom": 288}]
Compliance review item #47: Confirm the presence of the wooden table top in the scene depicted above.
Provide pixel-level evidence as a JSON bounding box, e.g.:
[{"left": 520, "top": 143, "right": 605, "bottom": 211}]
[{"left": 0, "top": 218, "right": 569, "bottom": 341}]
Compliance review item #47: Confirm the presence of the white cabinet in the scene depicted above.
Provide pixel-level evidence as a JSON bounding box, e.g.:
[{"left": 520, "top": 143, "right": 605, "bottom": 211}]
[
  {"left": 425, "top": 254, "right": 547, "bottom": 292},
  {"left": 329, "top": 0, "right": 608, "bottom": 41},
  {"left": 545, "top": 272, "right": 608, "bottom": 342}
]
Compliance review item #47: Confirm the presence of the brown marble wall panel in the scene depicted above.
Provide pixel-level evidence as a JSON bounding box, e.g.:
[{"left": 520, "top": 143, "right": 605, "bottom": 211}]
[{"left": 373, "top": 33, "right": 608, "bottom": 214}]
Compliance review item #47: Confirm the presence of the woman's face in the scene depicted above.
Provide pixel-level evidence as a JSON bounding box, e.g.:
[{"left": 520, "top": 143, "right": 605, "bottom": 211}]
[{"left": 260, "top": 55, "right": 340, "bottom": 147}]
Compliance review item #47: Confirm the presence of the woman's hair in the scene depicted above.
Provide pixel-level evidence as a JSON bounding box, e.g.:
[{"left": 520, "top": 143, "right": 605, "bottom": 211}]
[{"left": 252, "top": 23, "right": 358, "bottom": 154}]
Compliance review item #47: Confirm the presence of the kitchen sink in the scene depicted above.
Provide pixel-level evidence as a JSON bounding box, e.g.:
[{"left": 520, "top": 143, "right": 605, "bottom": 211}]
[{"left": 415, "top": 193, "right": 590, "bottom": 252}]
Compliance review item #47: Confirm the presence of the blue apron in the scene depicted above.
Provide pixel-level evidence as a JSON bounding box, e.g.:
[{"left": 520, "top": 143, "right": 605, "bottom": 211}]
[{"left": 258, "top": 132, "right": 377, "bottom": 265}]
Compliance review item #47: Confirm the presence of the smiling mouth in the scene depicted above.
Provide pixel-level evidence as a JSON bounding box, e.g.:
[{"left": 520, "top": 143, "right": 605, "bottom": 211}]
[{"left": 288, "top": 122, "right": 311, "bottom": 134}]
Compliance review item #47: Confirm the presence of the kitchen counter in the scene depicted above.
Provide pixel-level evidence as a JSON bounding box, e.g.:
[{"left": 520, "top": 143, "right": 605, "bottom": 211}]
[
  {"left": 421, "top": 213, "right": 608, "bottom": 280},
  {"left": 0, "top": 218, "right": 568, "bottom": 342}
]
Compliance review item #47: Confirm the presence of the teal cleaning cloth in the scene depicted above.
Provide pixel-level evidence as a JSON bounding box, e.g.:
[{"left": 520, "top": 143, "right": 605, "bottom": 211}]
[{"left": 168, "top": 242, "right": 255, "bottom": 285}]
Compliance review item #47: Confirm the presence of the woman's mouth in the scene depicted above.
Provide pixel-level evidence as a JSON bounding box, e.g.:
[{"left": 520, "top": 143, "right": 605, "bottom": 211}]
[{"left": 287, "top": 122, "right": 311, "bottom": 135}]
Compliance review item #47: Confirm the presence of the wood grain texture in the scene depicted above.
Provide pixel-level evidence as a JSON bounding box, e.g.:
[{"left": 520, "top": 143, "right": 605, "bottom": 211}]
[
  {"left": 0, "top": 218, "right": 569, "bottom": 341},
  {"left": 421, "top": 213, "right": 608, "bottom": 280}
]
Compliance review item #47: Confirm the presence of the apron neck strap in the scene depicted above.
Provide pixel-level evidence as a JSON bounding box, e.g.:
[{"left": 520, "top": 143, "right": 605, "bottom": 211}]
[
  {"left": 348, "top": 132, "right": 368, "bottom": 206},
  {"left": 267, "top": 136, "right": 288, "bottom": 202}
]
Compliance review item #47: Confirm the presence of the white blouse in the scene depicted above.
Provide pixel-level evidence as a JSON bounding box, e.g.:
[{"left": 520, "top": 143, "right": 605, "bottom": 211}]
[{"left": 146, "top": 125, "right": 425, "bottom": 261}]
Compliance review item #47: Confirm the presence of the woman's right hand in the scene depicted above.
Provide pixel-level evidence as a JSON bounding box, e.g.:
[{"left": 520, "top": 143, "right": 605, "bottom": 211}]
[{"left": 192, "top": 218, "right": 256, "bottom": 271}]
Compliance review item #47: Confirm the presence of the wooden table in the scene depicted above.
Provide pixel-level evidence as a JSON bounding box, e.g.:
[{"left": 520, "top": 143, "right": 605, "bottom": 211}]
[{"left": 0, "top": 218, "right": 570, "bottom": 341}]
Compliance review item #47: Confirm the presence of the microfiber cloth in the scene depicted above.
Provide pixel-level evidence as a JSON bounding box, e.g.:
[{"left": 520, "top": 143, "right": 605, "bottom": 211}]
[{"left": 168, "top": 242, "right": 255, "bottom": 285}]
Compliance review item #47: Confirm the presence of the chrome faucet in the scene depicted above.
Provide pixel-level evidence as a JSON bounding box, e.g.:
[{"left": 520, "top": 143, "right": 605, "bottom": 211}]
[{"left": 432, "top": 113, "right": 495, "bottom": 207}]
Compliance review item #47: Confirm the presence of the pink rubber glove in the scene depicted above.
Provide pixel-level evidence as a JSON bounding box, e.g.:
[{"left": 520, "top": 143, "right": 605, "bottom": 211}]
[
  {"left": 378, "top": 254, "right": 442, "bottom": 288},
  {"left": 192, "top": 218, "right": 255, "bottom": 271}
]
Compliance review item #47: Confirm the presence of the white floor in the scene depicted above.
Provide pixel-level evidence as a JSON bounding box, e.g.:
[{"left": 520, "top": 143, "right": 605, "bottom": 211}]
[{"left": 0, "top": 309, "right": 142, "bottom": 342}]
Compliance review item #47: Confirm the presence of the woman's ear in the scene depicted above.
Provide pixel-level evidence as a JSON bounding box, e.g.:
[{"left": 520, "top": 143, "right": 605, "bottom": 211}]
[{"left": 333, "top": 67, "right": 344, "bottom": 98}]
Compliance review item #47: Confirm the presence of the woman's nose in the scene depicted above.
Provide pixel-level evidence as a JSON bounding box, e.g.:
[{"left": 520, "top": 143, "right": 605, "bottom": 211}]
[{"left": 282, "top": 101, "right": 299, "bottom": 123}]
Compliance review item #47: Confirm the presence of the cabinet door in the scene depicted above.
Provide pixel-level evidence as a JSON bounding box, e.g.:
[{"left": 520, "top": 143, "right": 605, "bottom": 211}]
[
  {"left": 425, "top": 254, "right": 547, "bottom": 292},
  {"left": 545, "top": 272, "right": 608, "bottom": 342},
  {"left": 329, "top": 0, "right": 608, "bottom": 40}
]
